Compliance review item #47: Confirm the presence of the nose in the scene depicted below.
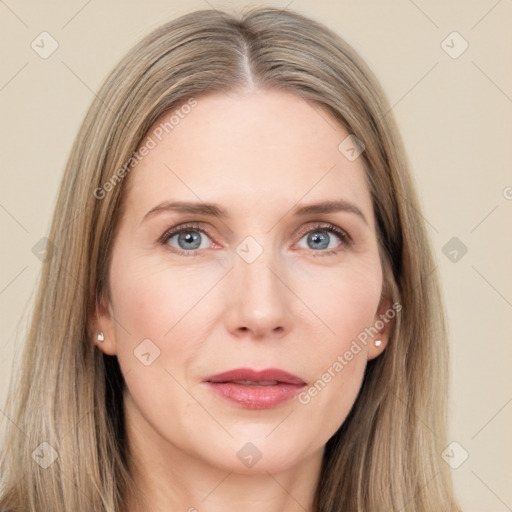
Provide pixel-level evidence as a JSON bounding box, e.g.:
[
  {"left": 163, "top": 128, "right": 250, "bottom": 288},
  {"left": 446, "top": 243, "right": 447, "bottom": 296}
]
[{"left": 223, "top": 243, "right": 293, "bottom": 341}]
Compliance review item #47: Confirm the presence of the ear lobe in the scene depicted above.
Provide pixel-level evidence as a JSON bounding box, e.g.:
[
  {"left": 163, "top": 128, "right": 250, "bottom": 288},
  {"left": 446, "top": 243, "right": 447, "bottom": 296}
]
[
  {"left": 88, "top": 290, "right": 118, "bottom": 356},
  {"left": 367, "top": 297, "right": 398, "bottom": 361}
]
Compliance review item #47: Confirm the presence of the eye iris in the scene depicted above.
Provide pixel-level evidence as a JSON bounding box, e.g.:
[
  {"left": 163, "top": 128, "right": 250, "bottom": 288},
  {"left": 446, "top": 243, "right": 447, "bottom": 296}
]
[
  {"left": 178, "top": 231, "right": 201, "bottom": 250},
  {"left": 307, "top": 231, "right": 330, "bottom": 250}
]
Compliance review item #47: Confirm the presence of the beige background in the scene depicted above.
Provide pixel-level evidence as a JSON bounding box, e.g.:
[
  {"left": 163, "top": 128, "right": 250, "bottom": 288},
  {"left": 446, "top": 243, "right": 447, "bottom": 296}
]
[{"left": 1, "top": 0, "right": 511, "bottom": 510}]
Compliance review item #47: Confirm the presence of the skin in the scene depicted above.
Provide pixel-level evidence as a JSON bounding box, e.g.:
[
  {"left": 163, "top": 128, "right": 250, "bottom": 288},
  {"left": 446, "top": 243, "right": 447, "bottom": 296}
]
[{"left": 92, "top": 88, "right": 393, "bottom": 512}]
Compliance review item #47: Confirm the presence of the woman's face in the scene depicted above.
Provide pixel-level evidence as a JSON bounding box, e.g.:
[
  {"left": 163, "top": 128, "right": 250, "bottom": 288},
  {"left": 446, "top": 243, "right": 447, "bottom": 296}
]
[{"left": 96, "top": 89, "right": 392, "bottom": 474}]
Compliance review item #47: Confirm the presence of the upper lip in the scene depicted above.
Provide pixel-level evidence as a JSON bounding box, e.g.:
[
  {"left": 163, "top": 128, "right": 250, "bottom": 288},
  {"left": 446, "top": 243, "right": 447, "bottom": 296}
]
[{"left": 203, "top": 368, "right": 306, "bottom": 385}]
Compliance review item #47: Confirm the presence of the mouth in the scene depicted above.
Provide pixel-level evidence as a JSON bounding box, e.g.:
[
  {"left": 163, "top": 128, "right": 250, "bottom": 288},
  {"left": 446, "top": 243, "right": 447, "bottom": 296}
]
[{"left": 202, "top": 368, "right": 307, "bottom": 409}]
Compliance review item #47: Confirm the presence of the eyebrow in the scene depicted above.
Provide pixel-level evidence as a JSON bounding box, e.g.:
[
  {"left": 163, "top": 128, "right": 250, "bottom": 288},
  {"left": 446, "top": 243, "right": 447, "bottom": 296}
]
[{"left": 141, "top": 199, "right": 368, "bottom": 225}]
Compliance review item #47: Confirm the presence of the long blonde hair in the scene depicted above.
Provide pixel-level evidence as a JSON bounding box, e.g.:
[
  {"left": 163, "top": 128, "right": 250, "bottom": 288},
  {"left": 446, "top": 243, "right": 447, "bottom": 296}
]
[{"left": 0, "top": 7, "right": 461, "bottom": 511}]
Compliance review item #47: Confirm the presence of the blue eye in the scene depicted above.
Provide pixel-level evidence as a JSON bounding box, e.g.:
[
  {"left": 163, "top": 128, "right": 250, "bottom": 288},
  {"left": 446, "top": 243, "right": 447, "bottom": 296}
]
[
  {"left": 295, "top": 224, "right": 351, "bottom": 254},
  {"left": 159, "top": 222, "right": 351, "bottom": 257},
  {"left": 298, "top": 229, "right": 341, "bottom": 251},
  {"left": 163, "top": 226, "right": 212, "bottom": 254}
]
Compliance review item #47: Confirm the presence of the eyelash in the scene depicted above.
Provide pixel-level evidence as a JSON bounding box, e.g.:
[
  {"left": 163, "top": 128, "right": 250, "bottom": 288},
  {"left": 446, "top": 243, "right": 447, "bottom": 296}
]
[{"left": 158, "top": 222, "right": 352, "bottom": 257}]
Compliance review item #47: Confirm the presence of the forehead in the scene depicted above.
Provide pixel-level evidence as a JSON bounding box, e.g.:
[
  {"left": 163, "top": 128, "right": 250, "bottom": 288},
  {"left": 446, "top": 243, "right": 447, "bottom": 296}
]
[{"left": 121, "top": 89, "right": 373, "bottom": 223}]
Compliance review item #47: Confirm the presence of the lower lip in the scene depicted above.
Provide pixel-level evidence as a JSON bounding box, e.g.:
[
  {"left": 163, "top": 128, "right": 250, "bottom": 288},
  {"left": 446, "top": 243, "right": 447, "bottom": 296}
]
[{"left": 204, "top": 382, "right": 305, "bottom": 409}]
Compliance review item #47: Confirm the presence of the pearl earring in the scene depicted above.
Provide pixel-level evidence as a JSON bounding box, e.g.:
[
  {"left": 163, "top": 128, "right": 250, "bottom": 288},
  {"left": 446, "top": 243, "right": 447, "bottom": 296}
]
[
  {"left": 374, "top": 339, "right": 382, "bottom": 347},
  {"left": 97, "top": 332, "right": 105, "bottom": 342}
]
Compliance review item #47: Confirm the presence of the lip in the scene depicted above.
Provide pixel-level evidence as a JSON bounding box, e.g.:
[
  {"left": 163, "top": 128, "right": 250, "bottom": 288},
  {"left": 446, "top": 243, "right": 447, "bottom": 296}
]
[{"left": 202, "top": 368, "right": 307, "bottom": 409}]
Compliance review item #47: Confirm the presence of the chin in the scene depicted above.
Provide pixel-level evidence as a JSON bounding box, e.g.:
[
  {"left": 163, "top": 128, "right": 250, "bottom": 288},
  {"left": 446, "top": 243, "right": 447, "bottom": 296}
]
[{"left": 199, "top": 435, "right": 315, "bottom": 475}]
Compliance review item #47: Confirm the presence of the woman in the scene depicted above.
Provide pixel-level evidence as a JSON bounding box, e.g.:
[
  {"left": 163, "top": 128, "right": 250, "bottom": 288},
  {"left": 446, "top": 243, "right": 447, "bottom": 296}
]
[{"left": 0, "top": 6, "right": 461, "bottom": 511}]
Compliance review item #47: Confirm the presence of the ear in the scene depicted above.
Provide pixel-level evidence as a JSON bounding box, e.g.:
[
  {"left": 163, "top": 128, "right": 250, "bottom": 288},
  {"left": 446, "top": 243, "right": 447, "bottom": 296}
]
[
  {"left": 367, "top": 295, "right": 398, "bottom": 361},
  {"left": 88, "top": 288, "right": 118, "bottom": 356}
]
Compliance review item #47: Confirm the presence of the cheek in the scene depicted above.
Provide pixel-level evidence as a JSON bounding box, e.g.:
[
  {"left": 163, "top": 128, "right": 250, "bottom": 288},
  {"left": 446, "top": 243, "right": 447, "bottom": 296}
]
[
  {"left": 108, "top": 256, "right": 206, "bottom": 433},
  {"left": 109, "top": 251, "right": 216, "bottom": 340},
  {"left": 292, "top": 256, "right": 382, "bottom": 349},
  {"left": 298, "top": 348, "right": 367, "bottom": 442},
  {"left": 108, "top": 252, "right": 221, "bottom": 388},
  {"left": 291, "top": 259, "right": 381, "bottom": 425}
]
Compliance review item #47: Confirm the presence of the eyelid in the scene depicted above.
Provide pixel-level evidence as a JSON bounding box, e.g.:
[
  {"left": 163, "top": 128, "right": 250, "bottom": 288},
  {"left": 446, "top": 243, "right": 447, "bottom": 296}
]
[
  {"left": 294, "top": 222, "right": 351, "bottom": 244},
  {"left": 159, "top": 221, "right": 352, "bottom": 256}
]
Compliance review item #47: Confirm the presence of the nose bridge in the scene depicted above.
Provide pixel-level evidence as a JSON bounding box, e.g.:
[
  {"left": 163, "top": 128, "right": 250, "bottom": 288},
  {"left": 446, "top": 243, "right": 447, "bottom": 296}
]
[
  {"left": 236, "top": 234, "right": 283, "bottom": 302},
  {"left": 225, "top": 233, "right": 291, "bottom": 337}
]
